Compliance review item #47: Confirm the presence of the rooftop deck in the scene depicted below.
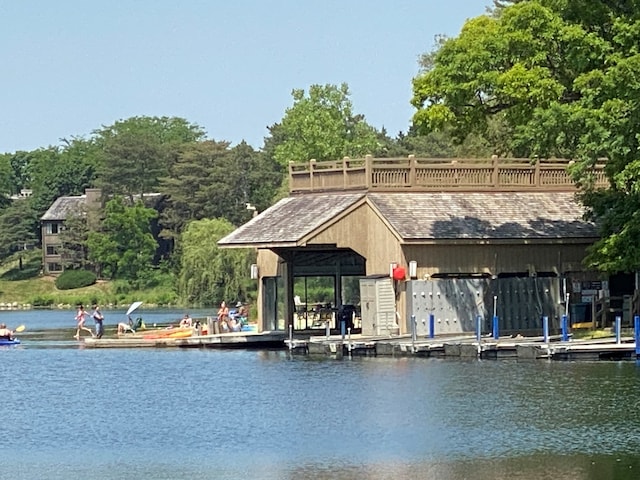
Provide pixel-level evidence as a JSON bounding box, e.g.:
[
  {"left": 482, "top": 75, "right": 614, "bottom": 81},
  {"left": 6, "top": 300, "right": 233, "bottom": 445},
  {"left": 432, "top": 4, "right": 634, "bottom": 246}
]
[{"left": 289, "top": 156, "right": 608, "bottom": 193}]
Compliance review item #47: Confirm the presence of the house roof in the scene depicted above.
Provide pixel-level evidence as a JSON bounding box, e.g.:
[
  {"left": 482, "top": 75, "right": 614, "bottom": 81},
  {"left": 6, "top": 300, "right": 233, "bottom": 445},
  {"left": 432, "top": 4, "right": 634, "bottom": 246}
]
[
  {"left": 41, "top": 192, "right": 164, "bottom": 221},
  {"left": 219, "top": 191, "right": 598, "bottom": 248},
  {"left": 40, "top": 196, "right": 87, "bottom": 221}
]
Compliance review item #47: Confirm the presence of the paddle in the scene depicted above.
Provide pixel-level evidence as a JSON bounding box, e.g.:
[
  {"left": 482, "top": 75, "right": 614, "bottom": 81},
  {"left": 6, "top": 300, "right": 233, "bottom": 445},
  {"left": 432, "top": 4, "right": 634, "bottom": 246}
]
[{"left": 15, "top": 325, "right": 25, "bottom": 333}]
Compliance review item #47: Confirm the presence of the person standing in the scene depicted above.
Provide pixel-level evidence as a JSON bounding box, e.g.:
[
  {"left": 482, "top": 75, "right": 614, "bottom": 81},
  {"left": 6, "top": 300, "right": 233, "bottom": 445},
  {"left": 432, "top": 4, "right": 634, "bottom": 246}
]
[
  {"left": 92, "top": 304, "right": 105, "bottom": 339},
  {"left": 74, "top": 304, "right": 94, "bottom": 339},
  {"left": 217, "top": 301, "right": 229, "bottom": 332}
]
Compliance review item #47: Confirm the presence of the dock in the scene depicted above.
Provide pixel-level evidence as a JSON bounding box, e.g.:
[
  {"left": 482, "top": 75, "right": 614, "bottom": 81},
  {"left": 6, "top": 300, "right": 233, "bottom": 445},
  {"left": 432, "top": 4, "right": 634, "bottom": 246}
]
[
  {"left": 84, "top": 331, "right": 286, "bottom": 349},
  {"left": 285, "top": 333, "right": 640, "bottom": 361}
]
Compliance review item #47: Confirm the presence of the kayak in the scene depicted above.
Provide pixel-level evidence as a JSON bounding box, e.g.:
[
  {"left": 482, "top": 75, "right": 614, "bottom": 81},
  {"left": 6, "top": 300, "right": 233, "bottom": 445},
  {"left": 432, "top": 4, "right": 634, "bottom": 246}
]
[
  {"left": 0, "top": 338, "right": 20, "bottom": 346},
  {"left": 143, "top": 327, "right": 193, "bottom": 339}
]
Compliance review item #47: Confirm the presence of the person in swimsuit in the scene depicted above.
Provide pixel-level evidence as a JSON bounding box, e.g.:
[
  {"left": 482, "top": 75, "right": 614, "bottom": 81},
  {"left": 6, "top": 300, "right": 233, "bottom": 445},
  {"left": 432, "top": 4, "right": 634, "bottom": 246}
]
[{"left": 74, "top": 305, "right": 94, "bottom": 339}]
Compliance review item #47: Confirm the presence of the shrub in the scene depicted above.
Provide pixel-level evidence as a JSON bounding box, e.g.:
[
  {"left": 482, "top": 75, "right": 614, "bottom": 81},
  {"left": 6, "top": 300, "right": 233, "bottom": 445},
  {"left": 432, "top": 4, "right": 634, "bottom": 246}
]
[
  {"left": 30, "top": 295, "right": 55, "bottom": 307},
  {"left": 55, "top": 270, "right": 97, "bottom": 290}
]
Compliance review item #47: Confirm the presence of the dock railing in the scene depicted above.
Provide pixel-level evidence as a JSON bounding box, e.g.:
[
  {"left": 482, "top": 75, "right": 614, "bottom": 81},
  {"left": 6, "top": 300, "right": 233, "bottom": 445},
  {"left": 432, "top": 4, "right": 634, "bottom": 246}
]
[{"left": 289, "top": 156, "right": 608, "bottom": 193}]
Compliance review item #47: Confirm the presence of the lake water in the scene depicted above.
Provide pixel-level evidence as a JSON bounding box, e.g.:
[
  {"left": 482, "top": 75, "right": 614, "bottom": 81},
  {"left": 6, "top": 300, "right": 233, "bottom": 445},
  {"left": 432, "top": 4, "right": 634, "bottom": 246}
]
[{"left": 2, "top": 309, "right": 640, "bottom": 479}]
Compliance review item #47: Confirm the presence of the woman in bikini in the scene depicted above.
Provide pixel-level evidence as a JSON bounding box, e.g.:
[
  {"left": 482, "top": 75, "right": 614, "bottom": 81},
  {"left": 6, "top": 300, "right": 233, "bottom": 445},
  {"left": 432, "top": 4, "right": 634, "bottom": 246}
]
[{"left": 74, "top": 305, "right": 94, "bottom": 339}]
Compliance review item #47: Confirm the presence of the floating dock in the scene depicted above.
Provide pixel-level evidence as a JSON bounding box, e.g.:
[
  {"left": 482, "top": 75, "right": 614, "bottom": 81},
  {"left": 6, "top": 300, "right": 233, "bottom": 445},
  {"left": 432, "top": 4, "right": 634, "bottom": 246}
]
[
  {"left": 84, "top": 331, "right": 286, "bottom": 349},
  {"left": 285, "top": 333, "right": 640, "bottom": 361}
]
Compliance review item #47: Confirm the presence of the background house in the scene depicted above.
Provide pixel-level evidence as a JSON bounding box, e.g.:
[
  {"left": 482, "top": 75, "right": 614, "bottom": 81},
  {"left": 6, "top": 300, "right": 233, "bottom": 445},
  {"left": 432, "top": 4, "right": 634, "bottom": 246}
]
[{"left": 40, "top": 188, "right": 102, "bottom": 275}]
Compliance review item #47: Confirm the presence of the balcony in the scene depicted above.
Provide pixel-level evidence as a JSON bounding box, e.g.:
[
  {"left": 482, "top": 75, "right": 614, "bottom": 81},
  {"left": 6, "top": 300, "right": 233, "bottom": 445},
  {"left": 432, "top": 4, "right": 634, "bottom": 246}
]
[{"left": 289, "top": 156, "right": 608, "bottom": 194}]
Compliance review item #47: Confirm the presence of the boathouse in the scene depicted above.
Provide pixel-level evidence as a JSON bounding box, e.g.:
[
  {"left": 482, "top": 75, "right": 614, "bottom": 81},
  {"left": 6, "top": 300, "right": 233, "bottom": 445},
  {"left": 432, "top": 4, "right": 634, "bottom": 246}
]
[{"left": 219, "top": 156, "right": 622, "bottom": 336}]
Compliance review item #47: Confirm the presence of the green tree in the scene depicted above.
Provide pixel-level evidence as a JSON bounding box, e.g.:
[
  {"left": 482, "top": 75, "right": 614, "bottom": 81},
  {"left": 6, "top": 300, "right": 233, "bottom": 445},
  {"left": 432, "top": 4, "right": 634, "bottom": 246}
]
[
  {"left": 0, "top": 199, "right": 38, "bottom": 259},
  {"left": 161, "top": 140, "right": 282, "bottom": 235},
  {"left": 57, "top": 208, "right": 91, "bottom": 271},
  {"left": 0, "top": 154, "right": 16, "bottom": 207},
  {"left": 179, "top": 218, "right": 255, "bottom": 306},
  {"left": 87, "top": 197, "right": 158, "bottom": 281},
  {"left": 28, "top": 145, "right": 95, "bottom": 218},
  {"left": 411, "top": 0, "right": 640, "bottom": 273},
  {"left": 268, "top": 83, "right": 380, "bottom": 166},
  {"left": 93, "top": 116, "right": 206, "bottom": 200}
]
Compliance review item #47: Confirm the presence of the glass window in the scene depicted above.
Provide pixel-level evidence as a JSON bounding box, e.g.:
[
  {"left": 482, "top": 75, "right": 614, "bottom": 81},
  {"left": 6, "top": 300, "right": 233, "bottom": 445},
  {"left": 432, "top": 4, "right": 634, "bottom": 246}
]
[
  {"left": 47, "top": 263, "right": 63, "bottom": 272},
  {"left": 46, "top": 245, "right": 60, "bottom": 255},
  {"left": 45, "top": 223, "right": 59, "bottom": 234}
]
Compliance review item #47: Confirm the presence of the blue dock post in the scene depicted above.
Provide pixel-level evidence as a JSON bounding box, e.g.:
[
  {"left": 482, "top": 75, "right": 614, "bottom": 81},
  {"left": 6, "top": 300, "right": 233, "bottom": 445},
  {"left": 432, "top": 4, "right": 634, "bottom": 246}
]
[
  {"left": 476, "top": 315, "right": 482, "bottom": 343},
  {"left": 492, "top": 295, "right": 499, "bottom": 340},
  {"left": 429, "top": 313, "right": 435, "bottom": 339},
  {"left": 288, "top": 324, "right": 293, "bottom": 351},
  {"left": 634, "top": 315, "right": 640, "bottom": 357},
  {"left": 615, "top": 315, "right": 621, "bottom": 344},
  {"left": 543, "top": 316, "right": 549, "bottom": 343},
  {"left": 561, "top": 314, "right": 569, "bottom": 342}
]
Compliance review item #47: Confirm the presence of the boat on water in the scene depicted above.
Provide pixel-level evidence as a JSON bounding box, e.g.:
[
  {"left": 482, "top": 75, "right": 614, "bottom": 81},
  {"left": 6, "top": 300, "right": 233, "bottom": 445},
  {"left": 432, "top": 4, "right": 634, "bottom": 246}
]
[{"left": 0, "top": 338, "right": 20, "bottom": 346}]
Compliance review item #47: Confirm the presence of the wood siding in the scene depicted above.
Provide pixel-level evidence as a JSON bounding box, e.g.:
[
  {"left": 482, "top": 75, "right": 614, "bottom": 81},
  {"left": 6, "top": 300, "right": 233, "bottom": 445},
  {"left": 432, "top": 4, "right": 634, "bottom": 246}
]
[{"left": 402, "top": 243, "right": 593, "bottom": 278}]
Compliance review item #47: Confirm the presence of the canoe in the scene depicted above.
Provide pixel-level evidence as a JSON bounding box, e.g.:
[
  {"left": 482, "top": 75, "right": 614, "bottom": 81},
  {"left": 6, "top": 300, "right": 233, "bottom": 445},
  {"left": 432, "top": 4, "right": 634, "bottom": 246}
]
[{"left": 0, "top": 338, "right": 20, "bottom": 346}]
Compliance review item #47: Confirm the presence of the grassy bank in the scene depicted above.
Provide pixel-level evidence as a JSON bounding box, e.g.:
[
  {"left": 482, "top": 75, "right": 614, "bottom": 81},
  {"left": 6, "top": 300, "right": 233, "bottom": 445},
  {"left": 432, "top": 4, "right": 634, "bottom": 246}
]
[{"left": 0, "top": 251, "right": 179, "bottom": 308}]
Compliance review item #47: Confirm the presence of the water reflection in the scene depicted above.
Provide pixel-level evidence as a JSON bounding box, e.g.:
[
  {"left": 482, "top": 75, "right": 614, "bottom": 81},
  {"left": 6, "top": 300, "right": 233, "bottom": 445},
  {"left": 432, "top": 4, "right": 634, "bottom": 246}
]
[{"left": 2, "top": 314, "right": 640, "bottom": 479}]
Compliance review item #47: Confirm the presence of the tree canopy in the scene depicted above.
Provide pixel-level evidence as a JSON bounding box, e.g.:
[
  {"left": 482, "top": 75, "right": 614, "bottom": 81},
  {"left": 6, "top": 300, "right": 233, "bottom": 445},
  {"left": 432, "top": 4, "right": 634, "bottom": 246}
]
[
  {"left": 268, "top": 83, "right": 380, "bottom": 166},
  {"left": 411, "top": 0, "right": 640, "bottom": 273},
  {"left": 87, "top": 197, "right": 158, "bottom": 282},
  {"left": 178, "top": 218, "right": 255, "bottom": 306}
]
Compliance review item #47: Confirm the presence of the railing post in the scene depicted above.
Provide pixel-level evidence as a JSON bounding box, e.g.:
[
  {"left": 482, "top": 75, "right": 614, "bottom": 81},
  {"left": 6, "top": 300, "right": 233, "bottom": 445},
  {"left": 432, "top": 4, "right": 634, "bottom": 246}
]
[
  {"left": 492, "top": 156, "right": 499, "bottom": 188},
  {"left": 343, "top": 156, "right": 349, "bottom": 189},
  {"left": 408, "top": 154, "right": 416, "bottom": 187},
  {"left": 365, "top": 154, "right": 372, "bottom": 190},
  {"left": 615, "top": 315, "right": 621, "bottom": 344},
  {"left": 543, "top": 316, "right": 549, "bottom": 343},
  {"left": 309, "top": 159, "right": 316, "bottom": 192}
]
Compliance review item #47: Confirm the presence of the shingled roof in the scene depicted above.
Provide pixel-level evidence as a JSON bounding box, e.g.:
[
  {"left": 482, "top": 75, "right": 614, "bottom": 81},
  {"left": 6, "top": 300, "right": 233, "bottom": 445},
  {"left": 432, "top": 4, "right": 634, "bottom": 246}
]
[
  {"left": 368, "top": 192, "right": 598, "bottom": 240},
  {"left": 219, "top": 191, "right": 598, "bottom": 248},
  {"left": 219, "top": 193, "right": 366, "bottom": 247},
  {"left": 40, "top": 196, "right": 86, "bottom": 221}
]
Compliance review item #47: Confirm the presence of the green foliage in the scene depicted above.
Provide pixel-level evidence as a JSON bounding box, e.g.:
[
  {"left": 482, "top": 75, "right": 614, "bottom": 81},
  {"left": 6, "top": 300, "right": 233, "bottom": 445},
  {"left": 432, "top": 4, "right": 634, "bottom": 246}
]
[
  {"left": 0, "top": 199, "right": 39, "bottom": 259},
  {"left": 30, "top": 295, "right": 55, "bottom": 307},
  {"left": 87, "top": 197, "right": 158, "bottom": 282},
  {"left": 93, "top": 116, "right": 206, "bottom": 200},
  {"left": 28, "top": 144, "right": 96, "bottom": 217},
  {"left": 178, "top": 218, "right": 255, "bottom": 306},
  {"left": 268, "top": 83, "right": 379, "bottom": 165},
  {"left": 0, "top": 154, "right": 15, "bottom": 205},
  {"left": 0, "top": 250, "right": 41, "bottom": 281},
  {"left": 411, "top": 0, "right": 640, "bottom": 273},
  {"left": 160, "top": 141, "right": 282, "bottom": 247},
  {"left": 57, "top": 207, "right": 91, "bottom": 270},
  {"left": 55, "top": 269, "right": 97, "bottom": 290}
]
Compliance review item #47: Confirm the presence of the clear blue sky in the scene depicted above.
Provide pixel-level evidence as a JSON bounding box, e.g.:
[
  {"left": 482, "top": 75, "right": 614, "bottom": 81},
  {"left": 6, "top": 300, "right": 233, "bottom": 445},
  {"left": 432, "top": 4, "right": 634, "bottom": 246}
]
[{"left": 1, "top": 0, "right": 490, "bottom": 154}]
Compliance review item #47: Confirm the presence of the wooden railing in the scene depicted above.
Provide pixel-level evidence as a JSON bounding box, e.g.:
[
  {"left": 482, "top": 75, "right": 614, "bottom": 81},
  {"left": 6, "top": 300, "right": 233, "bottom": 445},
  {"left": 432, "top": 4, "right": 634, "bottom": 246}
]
[{"left": 289, "top": 156, "right": 608, "bottom": 193}]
